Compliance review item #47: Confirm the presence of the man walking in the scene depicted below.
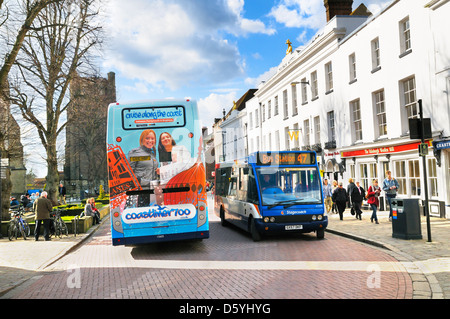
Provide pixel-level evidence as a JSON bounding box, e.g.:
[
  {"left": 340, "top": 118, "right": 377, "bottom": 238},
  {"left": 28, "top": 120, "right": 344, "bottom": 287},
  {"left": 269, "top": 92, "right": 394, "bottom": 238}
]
[
  {"left": 350, "top": 181, "right": 365, "bottom": 220},
  {"left": 322, "top": 178, "right": 333, "bottom": 214},
  {"left": 382, "top": 170, "right": 399, "bottom": 221},
  {"left": 33, "top": 191, "right": 53, "bottom": 241}
]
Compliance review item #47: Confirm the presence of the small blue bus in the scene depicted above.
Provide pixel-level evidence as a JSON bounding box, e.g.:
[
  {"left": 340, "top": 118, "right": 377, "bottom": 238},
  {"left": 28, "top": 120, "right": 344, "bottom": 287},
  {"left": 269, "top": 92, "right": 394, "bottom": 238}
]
[{"left": 214, "top": 151, "right": 327, "bottom": 241}]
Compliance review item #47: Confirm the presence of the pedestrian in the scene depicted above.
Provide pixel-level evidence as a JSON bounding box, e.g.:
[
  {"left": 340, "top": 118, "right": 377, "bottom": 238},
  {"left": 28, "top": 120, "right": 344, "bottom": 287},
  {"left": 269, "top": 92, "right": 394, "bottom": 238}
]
[
  {"left": 84, "top": 197, "right": 100, "bottom": 225},
  {"left": 332, "top": 182, "right": 348, "bottom": 220},
  {"left": 350, "top": 181, "right": 365, "bottom": 220},
  {"left": 347, "top": 178, "right": 356, "bottom": 216},
  {"left": 33, "top": 191, "right": 53, "bottom": 241},
  {"left": 322, "top": 178, "right": 333, "bottom": 214},
  {"left": 367, "top": 179, "right": 381, "bottom": 224},
  {"left": 382, "top": 170, "right": 399, "bottom": 221},
  {"left": 58, "top": 183, "right": 67, "bottom": 205},
  {"left": 331, "top": 180, "right": 338, "bottom": 213}
]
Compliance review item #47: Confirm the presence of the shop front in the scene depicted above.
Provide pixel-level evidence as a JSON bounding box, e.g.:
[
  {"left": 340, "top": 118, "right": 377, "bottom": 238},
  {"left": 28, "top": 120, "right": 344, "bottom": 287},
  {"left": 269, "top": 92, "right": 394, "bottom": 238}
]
[{"left": 340, "top": 139, "right": 446, "bottom": 217}]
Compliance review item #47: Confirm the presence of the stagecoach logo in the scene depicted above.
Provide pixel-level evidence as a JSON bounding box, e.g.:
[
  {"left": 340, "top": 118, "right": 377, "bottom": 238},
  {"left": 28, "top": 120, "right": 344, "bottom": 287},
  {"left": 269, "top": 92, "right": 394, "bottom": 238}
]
[
  {"left": 281, "top": 210, "right": 307, "bottom": 215},
  {"left": 122, "top": 204, "right": 196, "bottom": 224}
]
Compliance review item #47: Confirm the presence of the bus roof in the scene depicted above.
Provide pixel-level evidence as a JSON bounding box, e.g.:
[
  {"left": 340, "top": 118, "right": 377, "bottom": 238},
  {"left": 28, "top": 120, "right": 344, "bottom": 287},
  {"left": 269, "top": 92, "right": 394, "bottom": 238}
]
[{"left": 108, "top": 98, "right": 195, "bottom": 108}]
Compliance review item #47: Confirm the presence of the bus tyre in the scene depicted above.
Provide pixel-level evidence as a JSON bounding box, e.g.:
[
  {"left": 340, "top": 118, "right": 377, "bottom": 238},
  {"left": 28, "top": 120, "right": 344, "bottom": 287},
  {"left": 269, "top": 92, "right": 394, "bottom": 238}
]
[
  {"left": 220, "top": 207, "right": 227, "bottom": 227},
  {"left": 316, "top": 228, "right": 325, "bottom": 239},
  {"left": 250, "top": 217, "right": 261, "bottom": 242}
]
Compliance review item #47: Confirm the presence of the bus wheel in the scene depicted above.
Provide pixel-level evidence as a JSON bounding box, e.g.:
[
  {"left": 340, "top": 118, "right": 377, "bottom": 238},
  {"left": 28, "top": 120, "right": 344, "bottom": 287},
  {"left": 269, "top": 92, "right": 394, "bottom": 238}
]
[
  {"left": 316, "top": 228, "right": 325, "bottom": 239},
  {"left": 250, "top": 217, "right": 261, "bottom": 242},
  {"left": 220, "top": 207, "right": 227, "bottom": 227}
]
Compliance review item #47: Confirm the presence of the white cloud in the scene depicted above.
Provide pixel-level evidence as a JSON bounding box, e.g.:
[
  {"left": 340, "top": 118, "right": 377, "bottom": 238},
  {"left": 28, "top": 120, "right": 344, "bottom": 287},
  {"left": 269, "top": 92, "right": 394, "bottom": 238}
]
[
  {"left": 102, "top": 0, "right": 275, "bottom": 91},
  {"left": 244, "top": 66, "right": 278, "bottom": 87},
  {"left": 268, "top": 0, "right": 393, "bottom": 31},
  {"left": 197, "top": 91, "right": 238, "bottom": 129},
  {"left": 268, "top": 0, "right": 324, "bottom": 30}
]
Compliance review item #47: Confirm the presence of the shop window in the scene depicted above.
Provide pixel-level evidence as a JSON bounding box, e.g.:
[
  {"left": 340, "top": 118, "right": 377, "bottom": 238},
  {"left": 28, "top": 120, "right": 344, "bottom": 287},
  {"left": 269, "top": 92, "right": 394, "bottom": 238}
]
[
  {"left": 409, "top": 160, "right": 421, "bottom": 196},
  {"left": 428, "top": 158, "right": 438, "bottom": 197},
  {"left": 394, "top": 160, "right": 407, "bottom": 195},
  {"left": 360, "top": 163, "right": 377, "bottom": 191}
]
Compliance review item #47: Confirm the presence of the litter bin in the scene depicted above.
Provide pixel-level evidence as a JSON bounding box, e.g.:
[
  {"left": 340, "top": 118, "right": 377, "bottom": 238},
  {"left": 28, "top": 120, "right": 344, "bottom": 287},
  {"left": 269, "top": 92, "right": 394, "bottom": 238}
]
[{"left": 391, "top": 198, "right": 422, "bottom": 239}]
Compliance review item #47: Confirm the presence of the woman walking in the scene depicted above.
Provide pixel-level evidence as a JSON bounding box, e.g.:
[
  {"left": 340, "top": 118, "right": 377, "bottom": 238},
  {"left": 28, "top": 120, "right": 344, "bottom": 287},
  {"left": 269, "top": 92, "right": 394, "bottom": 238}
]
[
  {"left": 332, "top": 182, "right": 348, "bottom": 220},
  {"left": 367, "top": 179, "right": 381, "bottom": 224}
]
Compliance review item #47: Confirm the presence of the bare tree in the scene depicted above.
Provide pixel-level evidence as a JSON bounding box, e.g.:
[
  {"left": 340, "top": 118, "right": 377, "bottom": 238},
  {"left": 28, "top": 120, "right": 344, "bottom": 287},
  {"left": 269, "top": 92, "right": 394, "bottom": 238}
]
[
  {"left": 1, "top": 0, "right": 65, "bottom": 219},
  {"left": 9, "top": 0, "right": 103, "bottom": 203}
]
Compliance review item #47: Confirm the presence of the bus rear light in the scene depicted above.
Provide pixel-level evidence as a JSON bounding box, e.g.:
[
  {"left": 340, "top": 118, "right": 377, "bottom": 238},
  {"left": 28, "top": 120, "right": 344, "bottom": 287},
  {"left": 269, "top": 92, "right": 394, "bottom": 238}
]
[
  {"left": 188, "top": 132, "right": 193, "bottom": 138},
  {"left": 199, "top": 205, "right": 205, "bottom": 211},
  {"left": 116, "top": 137, "right": 122, "bottom": 143},
  {"left": 114, "top": 212, "right": 119, "bottom": 218}
]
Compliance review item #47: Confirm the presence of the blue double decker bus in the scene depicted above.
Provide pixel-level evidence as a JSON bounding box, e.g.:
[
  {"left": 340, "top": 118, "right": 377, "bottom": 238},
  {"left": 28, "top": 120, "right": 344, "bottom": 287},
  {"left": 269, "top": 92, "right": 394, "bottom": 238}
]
[
  {"left": 214, "top": 151, "right": 327, "bottom": 241},
  {"left": 107, "top": 99, "right": 209, "bottom": 245}
]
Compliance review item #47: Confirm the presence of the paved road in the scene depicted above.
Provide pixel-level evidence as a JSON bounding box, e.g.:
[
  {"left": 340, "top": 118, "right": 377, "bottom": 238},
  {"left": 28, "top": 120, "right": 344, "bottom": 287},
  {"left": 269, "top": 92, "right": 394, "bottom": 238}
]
[{"left": 4, "top": 212, "right": 414, "bottom": 299}]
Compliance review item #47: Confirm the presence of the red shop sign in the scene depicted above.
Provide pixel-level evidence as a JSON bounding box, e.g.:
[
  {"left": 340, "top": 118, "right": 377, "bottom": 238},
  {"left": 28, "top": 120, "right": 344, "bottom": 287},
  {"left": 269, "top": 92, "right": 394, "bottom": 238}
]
[{"left": 341, "top": 140, "right": 432, "bottom": 158}]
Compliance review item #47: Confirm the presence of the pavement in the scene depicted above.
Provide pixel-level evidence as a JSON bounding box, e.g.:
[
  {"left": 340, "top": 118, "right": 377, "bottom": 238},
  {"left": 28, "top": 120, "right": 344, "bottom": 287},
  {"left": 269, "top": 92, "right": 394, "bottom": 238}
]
[{"left": 0, "top": 201, "right": 448, "bottom": 299}]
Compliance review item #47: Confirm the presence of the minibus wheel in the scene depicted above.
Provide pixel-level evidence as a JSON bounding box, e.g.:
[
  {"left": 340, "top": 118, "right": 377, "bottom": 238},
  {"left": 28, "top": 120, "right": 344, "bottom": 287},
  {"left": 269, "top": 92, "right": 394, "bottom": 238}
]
[
  {"left": 249, "top": 217, "right": 261, "bottom": 242},
  {"left": 316, "top": 228, "right": 325, "bottom": 239},
  {"left": 220, "top": 206, "right": 227, "bottom": 227}
]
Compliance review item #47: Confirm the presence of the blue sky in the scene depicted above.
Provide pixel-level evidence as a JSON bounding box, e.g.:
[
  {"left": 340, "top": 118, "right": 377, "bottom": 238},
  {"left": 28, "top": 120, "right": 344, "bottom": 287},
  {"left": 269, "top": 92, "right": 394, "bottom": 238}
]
[
  {"left": 25, "top": 0, "right": 392, "bottom": 177},
  {"left": 101, "top": 0, "right": 391, "bottom": 133}
]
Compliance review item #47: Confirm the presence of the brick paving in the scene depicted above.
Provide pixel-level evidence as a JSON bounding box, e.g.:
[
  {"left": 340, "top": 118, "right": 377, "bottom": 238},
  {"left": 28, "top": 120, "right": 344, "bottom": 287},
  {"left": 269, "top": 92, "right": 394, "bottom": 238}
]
[
  {"left": 0, "top": 194, "right": 448, "bottom": 299},
  {"left": 3, "top": 217, "right": 413, "bottom": 299},
  {"left": 325, "top": 208, "right": 449, "bottom": 299}
]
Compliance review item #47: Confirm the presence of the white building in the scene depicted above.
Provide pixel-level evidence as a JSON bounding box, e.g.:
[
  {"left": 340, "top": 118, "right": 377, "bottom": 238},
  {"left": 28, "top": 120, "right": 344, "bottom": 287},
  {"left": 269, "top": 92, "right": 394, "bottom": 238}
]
[
  {"left": 213, "top": 89, "right": 257, "bottom": 163},
  {"left": 246, "top": 0, "right": 450, "bottom": 218}
]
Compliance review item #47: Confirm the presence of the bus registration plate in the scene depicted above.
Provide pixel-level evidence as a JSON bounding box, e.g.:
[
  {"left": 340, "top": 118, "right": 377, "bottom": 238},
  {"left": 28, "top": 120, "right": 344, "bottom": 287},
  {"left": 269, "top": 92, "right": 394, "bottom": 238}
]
[{"left": 285, "top": 225, "right": 303, "bottom": 230}]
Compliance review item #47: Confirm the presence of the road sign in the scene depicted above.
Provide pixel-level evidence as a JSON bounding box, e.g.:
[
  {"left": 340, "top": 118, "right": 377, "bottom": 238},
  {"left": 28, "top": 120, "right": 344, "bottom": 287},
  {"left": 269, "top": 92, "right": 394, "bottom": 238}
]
[{"left": 418, "top": 143, "right": 428, "bottom": 156}]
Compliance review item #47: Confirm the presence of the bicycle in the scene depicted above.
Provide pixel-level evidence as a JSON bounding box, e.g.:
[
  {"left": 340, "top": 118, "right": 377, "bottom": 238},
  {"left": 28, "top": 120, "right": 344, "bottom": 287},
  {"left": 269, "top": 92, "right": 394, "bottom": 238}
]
[
  {"left": 8, "top": 208, "right": 30, "bottom": 241},
  {"left": 50, "top": 209, "right": 68, "bottom": 238}
]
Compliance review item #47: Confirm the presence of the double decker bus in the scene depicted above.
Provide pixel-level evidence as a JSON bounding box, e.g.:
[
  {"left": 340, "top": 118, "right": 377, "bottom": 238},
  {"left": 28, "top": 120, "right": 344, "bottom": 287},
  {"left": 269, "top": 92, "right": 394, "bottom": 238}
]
[
  {"left": 107, "top": 99, "right": 209, "bottom": 245},
  {"left": 214, "top": 151, "right": 327, "bottom": 241}
]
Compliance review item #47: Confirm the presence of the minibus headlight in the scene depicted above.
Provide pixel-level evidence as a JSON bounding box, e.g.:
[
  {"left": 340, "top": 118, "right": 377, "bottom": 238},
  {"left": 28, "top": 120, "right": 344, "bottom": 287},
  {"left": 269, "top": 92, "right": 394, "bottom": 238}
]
[
  {"left": 318, "top": 215, "right": 323, "bottom": 221},
  {"left": 311, "top": 215, "right": 317, "bottom": 221},
  {"left": 264, "top": 217, "right": 270, "bottom": 223},
  {"left": 270, "top": 217, "right": 276, "bottom": 223}
]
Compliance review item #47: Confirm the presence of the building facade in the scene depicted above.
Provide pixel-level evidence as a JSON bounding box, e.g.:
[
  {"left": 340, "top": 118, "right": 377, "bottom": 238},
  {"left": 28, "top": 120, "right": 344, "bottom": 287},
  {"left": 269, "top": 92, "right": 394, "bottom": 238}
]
[
  {"left": 213, "top": 89, "right": 257, "bottom": 163},
  {"left": 64, "top": 72, "right": 116, "bottom": 199},
  {"left": 245, "top": 0, "right": 450, "bottom": 218}
]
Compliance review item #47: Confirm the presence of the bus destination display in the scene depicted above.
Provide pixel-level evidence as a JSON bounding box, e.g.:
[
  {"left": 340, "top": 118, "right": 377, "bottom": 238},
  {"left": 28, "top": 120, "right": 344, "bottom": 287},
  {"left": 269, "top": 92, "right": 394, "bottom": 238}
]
[
  {"left": 122, "top": 105, "right": 186, "bottom": 130},
  {"left": 256, "top": 152, "right": 316, "bottom": 166}
]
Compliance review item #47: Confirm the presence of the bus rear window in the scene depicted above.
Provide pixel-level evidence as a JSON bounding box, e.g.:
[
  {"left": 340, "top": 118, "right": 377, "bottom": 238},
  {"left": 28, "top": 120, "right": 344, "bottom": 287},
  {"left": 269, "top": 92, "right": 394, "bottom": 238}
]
[{"left": 122, "top": 105, "right": 186, "bottom": 130}]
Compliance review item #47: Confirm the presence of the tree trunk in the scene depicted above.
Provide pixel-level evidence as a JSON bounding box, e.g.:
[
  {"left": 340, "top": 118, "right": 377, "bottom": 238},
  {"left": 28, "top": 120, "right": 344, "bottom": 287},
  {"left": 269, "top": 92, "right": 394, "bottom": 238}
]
[
  {"left": 1, "top": 170, "right": 12, "bottom": 222},
  {"left": 46, "top": 141, "right": 59, "bottom": 205}
]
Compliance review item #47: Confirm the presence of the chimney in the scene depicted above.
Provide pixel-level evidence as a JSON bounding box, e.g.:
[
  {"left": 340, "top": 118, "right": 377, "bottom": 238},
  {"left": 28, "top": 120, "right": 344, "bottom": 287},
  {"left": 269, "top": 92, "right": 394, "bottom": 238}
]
[{"left": 324, "top": 0, "right": 353, "bottom": 22}]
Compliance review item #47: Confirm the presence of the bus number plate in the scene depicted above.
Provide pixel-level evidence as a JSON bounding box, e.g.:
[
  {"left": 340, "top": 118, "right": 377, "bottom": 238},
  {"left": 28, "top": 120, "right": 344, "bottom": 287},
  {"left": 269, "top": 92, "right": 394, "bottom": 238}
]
[{"left": 285, "top": 225, "right": 303, "bottom": 230}]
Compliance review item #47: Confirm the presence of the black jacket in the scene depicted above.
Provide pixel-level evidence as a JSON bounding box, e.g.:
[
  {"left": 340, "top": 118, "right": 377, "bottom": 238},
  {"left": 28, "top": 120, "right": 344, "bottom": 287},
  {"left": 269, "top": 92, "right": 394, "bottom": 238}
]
[
  {"left": 351, "top": 186, "right": 365, "bottom": 202},
  {"left": 332, "top": 187, "right": 348, "bottom": 202}
]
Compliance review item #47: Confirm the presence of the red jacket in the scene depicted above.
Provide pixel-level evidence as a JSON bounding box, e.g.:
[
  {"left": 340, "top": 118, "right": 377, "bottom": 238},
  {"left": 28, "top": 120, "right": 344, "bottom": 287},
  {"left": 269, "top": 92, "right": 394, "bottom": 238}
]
[{"left": 367, "top": 185, "right": 381, "bottom": 206}]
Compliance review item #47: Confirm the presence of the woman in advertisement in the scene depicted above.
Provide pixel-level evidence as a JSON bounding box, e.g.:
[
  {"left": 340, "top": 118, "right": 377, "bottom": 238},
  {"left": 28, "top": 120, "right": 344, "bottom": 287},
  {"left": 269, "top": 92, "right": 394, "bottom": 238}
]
[
  {"left": 157, "top": 131, "right": 194, "bottom": 184},
  {"left": 128, "top": 129, "right": 159, "bottom": 188}
]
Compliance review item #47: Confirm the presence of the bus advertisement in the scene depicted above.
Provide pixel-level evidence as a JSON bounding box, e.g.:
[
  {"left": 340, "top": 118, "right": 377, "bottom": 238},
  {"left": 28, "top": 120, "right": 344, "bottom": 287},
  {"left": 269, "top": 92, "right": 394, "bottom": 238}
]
[
  {"left": 107, "top": 99, "right": 209, "bottom": 245},
  {"left": 214, "top": 151, "right": 327, "bottom": 241}
]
